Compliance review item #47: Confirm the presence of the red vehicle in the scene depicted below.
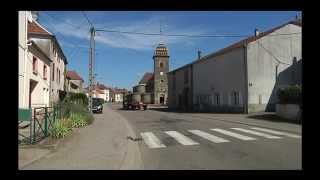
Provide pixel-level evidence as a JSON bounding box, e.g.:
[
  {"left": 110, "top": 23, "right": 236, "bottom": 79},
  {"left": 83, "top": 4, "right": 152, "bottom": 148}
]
[{"left": 123, "top": 93, "right": 147, "bottom": 110}]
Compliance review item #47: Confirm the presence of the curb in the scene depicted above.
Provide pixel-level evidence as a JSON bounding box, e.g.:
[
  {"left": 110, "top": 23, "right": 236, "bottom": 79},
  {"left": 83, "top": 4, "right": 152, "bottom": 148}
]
[{"left": 19, "top": 136, "right": 63, "bottom": 169}]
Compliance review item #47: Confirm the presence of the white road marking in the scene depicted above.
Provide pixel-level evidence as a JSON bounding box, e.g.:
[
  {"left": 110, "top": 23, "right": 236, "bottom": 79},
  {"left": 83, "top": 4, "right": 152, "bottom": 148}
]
[
  {"left": 210, "top": 128, "right": 256, "bottom": 141},
  {"left": 165, "top": 131, "right": 199, "bottom": 145},
  {"left": 188, "top": 130, "right": 230, "bottom": 143},
  {"left": 140, "top": 132, "right": 166, "bottom": 148},
  {"left": 231, "top": 128, "right": 282, "bottom": 139},
  {"left": 250, "top": 127, "right": 301, "bottom": 139}
]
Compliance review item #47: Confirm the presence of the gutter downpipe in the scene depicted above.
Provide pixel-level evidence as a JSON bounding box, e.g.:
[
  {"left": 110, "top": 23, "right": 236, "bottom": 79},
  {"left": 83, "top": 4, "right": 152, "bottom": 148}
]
[{"left": 243, "top": 42, "right": 249, "bottom": 114}]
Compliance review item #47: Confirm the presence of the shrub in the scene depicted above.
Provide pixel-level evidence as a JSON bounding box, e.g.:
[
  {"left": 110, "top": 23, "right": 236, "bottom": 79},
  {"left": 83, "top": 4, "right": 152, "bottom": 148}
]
[
  {"left": 64, "top": 92, "right": 88, "bottom": 106},
  {"left": 277, "top": 85, "right": 302, "bottom": 105},
  {"left": 50, "top": 118, "right": 73, "bottom": 139},
  {"left": 69, "top": 113, "right": 88, "bottom": 128},
  {"left": 55, "top": 101, "right": 89, "bottom": 118},
  {"left": 81, "top": 112, "right": 94, "bottom": 125}
]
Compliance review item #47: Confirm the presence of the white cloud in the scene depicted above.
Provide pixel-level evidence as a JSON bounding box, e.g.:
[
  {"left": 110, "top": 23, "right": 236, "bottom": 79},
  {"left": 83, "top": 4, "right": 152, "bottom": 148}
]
[{"left": 43, "top": 14, "right": 210, "bottom": 51}]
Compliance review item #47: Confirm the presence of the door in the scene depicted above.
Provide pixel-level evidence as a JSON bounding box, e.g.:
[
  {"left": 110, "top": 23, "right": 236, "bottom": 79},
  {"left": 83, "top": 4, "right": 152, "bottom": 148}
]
[
  {"left": 160, "top": 96, "right": 165, "bottom": 104},
  {"left": 29, "top": 80, "right": 38, "bottom": 108}
]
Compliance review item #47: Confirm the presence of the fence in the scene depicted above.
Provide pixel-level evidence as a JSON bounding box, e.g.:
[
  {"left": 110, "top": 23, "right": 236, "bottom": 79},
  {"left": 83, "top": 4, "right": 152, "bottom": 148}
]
[{"left": 18, "top": 105, "right": 62, "bottom": 145}]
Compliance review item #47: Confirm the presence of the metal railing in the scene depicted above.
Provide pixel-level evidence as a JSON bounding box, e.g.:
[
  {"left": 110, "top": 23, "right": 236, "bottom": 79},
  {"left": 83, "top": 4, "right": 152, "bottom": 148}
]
[{"left": 18, "top": 105, "right": 62, "bottom": 145}]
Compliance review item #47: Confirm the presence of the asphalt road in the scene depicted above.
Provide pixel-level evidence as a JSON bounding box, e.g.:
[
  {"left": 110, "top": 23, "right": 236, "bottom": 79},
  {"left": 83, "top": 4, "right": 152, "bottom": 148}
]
[{"left": 110, "top": 103, "right": 302, "bottom": 170}]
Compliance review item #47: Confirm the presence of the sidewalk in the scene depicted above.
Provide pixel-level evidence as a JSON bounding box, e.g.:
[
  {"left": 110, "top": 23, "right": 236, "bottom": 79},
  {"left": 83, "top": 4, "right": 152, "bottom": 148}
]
[{"left": 19, "top": 104, "right": 143, "bottom": 170}]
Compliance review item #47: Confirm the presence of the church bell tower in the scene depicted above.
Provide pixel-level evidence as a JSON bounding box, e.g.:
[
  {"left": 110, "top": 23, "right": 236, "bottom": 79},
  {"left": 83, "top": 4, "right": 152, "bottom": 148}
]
[{"left": 153, "top": 43, "right": 169, "bottom": 104}]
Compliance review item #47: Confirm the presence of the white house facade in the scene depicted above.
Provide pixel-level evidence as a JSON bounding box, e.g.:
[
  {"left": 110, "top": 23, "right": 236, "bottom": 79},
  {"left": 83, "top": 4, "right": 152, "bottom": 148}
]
[
  {"left": 27, "top": 42, "right": 52, "bottom": 108},
  {"left": 168, "top": 18, "right": 302, "bottom": 113},
  {"left": 19, "top": 11, "right": 53, "bottom": 109},
  {"left": 28, "top": 20, "right": 68, "bottom": 105},
  {"left": 19, "top": 11, "right": 33, "bottom": 109}
]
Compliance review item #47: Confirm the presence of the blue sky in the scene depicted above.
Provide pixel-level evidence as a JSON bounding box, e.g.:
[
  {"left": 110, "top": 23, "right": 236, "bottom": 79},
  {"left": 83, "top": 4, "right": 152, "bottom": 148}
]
[{"left": 38, "top": 11, "right": 301, "bottom": 90}]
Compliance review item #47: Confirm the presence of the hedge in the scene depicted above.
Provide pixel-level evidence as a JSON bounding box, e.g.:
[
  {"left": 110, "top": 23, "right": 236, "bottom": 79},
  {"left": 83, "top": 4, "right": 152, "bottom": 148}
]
[
  {"left": 64, "top": 92, "right": 88, "bottom": 106},
  {"left": 277, "top": 85, "right": 301, "bottom": 105}
]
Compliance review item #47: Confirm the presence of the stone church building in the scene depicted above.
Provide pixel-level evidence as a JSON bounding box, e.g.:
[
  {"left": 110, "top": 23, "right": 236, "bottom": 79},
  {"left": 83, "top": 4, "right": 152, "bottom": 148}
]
[{"left": 139, "top": 43, "right": 169, "bottom": 105}]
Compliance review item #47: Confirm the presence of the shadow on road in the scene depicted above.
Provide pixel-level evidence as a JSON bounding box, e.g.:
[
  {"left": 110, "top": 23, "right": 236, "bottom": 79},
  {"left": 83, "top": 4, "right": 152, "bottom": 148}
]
[{"left": 247, "top": 114, "right": 301, "bottom": 125}]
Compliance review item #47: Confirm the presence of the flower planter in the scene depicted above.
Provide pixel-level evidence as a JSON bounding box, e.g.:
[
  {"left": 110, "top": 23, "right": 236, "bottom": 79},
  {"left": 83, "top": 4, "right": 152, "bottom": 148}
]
[{"left": 276, "top": 104, "right": 301, "bottom": 121}]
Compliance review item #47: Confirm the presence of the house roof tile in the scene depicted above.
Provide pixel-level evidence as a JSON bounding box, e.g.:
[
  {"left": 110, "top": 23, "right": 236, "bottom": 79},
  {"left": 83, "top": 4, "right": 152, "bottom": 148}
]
[{"left": 66, "top": 71, "right": 83, "bottom": 81}]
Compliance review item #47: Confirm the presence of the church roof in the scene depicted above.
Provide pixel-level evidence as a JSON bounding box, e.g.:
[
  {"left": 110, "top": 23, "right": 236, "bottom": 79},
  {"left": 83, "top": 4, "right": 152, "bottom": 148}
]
[{"left": 139, "top": 72, "right": 154, "bottom": 84}]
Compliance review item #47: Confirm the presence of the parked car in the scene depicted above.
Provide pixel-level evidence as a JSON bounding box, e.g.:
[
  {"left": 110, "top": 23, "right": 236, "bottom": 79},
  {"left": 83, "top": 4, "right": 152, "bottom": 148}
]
[{"left": 92, "top": 98, "right": 103, "bottom": 113}]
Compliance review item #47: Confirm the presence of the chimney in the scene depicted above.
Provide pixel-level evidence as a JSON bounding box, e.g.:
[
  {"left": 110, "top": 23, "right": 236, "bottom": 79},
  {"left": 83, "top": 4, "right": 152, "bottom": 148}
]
[
  {"left": 198, "top": 50, "right": 201, "bottom": 59},
  {"left": 254, "top": 28, "right": 260, "bottom": 37}
]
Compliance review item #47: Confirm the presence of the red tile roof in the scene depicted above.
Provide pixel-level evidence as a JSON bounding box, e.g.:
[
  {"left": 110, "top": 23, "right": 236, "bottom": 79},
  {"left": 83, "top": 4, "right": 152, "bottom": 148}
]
[
  {"left": 113, "top": 88, "right": 128, "bottom": 94},
  {"left": 28, "top": 21, "right": 68, "bottom": 65},
  {"left": 66, "top": 70, "right": 83, "bottom": 81},
  {"left": 95, "top": 89, "right": 104, "bottom": 94},
  {"left": 96, "top": 83, "right": 112, "bottom": 90},
  {"left": 139, "top": 72, "right": 154, "bottom": 84},
  {"left": 28, "top": 21, "right": 51, "bottom": 35}
]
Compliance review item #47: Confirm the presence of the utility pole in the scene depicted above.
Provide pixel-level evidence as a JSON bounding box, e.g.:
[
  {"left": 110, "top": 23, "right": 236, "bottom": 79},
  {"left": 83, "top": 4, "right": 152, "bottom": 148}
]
[{"left": 88, "top": 26, "right": 95, "bottom": 112}]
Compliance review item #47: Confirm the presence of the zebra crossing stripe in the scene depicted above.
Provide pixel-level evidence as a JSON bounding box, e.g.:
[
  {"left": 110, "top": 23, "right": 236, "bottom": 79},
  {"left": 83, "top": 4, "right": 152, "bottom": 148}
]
[
  {"left": 210, "top": 128, "right": 256, "bottom": 141},
  {"left": 250, "top": 127, "right": 301, "bottom": 139},
  {"left": 165, "top": 131, "right": 199, "bottom": 145},
  {"left": 231, "top": 128, "right": 282, "bottom": 139},
  {"left": 140, "top": 132, "right": 166, "bottom": 148},
  {"left": 188, "top": 130, "right": 230, "bottom": 143}
]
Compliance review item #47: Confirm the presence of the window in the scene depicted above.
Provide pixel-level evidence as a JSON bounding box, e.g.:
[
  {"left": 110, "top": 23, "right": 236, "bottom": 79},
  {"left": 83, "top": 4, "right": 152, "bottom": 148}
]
[
  {"left": 160, "top": 62, "right": 164, "bottom": 68},
  {"left": 184, "top": 69, "right": 189, "bottom": 84},
  {"left": 160, "top": 79, "right": 164, "bottom": 83},
  {"left": 215, "top": 93, "right": 220, "bottom": 106},
  {"left": 56, "top": 68, "right": 59, "bottom": 83},
  {"left": 52, "top": 63, "right": 55, "bottom": 81},
  {"left": 32, "top": 56, "right": 38, "bottom": 74},
  {"left": 43, "top": 65, "right": 47, "bottom": 80},
  {"left": 58, "top": 69, "right": 60, "bottom": 84},
  {"left": 232, "top": 91, "right": 239, "bottom": 105},
  {"left": 259, "top": 94, "right": 262, "bottom": 104}
]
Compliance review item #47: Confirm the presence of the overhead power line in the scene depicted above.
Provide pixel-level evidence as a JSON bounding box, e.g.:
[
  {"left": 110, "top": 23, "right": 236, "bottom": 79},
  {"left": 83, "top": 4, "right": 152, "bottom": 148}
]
[
  {"left": 82, "top": 11, "right": 93, "bottom": 27},
  {"left": 42, "top": 12, "right": 85, "bottom": 30},
  {"left": 256, "top": 41, "right": 291, "bottom": 65},
  {"left": 96, "top": 29, "right": 301, "bottom": 38},
  {"left": 97, "top": 29, "right": 248, "bottom": 38}
]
